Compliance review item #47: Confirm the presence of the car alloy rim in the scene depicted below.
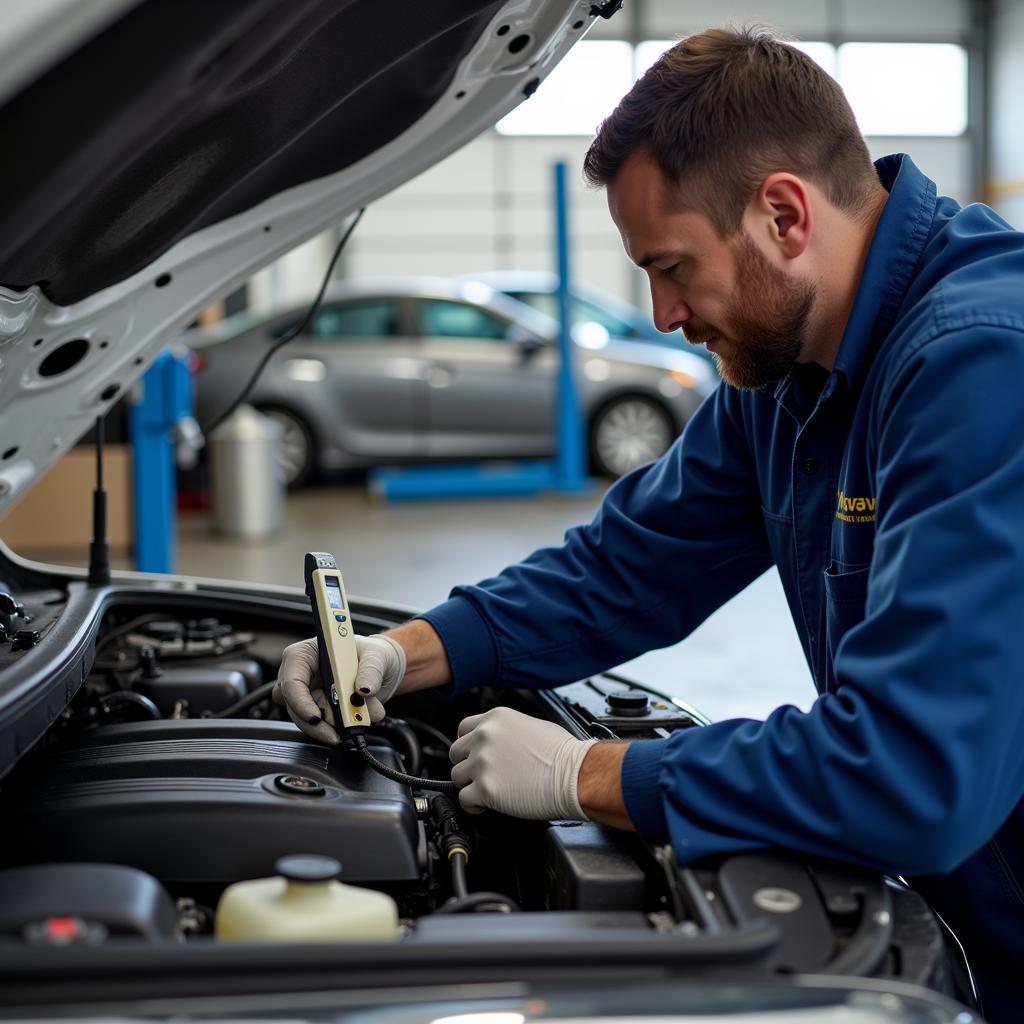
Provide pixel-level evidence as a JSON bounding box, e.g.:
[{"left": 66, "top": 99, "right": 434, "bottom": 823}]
[
  {"left": 264, "top": 411, "right": 309, "bottom": 485},
  {"left": 595, "top": 399, "right": 672, "bottom": 476}
]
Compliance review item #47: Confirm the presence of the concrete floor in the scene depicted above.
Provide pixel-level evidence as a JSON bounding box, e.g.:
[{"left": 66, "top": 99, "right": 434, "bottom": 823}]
[
  {"left": 31, "top": 481, "right": 814, "bottom": 723},
  {"left": 170, "top": 483, "right": 815, "bottom": 724}
]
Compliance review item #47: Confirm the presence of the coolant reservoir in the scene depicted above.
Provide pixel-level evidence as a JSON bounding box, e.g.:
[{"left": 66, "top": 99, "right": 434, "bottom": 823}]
[{"left": 215, "top": 855, "right": 398, "bottom": 942}]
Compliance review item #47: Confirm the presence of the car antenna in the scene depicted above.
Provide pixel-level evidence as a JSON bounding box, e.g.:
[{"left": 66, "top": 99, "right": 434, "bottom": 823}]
[
  {"left": 203, "top": 207, "right": 366, "bottom": 435},
  {"left": 87, "top": 414, "right": 111, "bottom": 587}
]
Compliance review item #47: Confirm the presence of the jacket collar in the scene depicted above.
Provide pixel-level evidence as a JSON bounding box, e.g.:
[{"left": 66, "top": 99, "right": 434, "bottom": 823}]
[
  {"left": 832, "top": 153, "right": 938, "bottom": 390},
  {"left": 774, "top": 153, "right": 938, "bottom": 413}
]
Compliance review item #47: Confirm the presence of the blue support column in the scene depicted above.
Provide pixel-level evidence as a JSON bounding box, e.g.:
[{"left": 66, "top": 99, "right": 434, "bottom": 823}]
[
  {"left": 369, "top": 159, "right": 591, "bottom": 502},
  {"left": 130, "top": 349, "right": 194, "bottom": 573},
  {"left": 552, "top": 160, "right": 587, "bottom": 493}
]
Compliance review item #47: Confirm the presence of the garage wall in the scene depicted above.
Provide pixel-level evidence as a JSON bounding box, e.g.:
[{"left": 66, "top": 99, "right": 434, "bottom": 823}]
[
  {"left": 250, "top": 0, "right": 978, "bottom": 315},
  {"left": 988, "top": 0, "right": 1024, "bottom": 227}
]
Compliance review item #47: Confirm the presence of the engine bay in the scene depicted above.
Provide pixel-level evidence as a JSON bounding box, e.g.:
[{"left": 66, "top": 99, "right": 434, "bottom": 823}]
[
  {"left": 0, "top": 580, "right": 968, "bottom": 1008},
  {"left": 1, "top": 607, "right": 690, "bottom": 925}
]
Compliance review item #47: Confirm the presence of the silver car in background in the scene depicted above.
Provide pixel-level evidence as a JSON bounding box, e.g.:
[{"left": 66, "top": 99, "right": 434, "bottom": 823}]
[{"left": 192, "top": 277, "right": 717, "bottom": 485}]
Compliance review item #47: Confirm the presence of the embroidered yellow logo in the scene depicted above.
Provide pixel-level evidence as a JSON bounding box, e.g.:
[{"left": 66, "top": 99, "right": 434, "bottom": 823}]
[{"left": 836, "top": 490, "right": 877, "bottom": 524}]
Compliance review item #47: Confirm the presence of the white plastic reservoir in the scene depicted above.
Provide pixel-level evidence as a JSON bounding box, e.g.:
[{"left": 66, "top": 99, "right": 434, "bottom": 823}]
[{"left": 215, "top": 854, "right": 399, "bottom": 942}]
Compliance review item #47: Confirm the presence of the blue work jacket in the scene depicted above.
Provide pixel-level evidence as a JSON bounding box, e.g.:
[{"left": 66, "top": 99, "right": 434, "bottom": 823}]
[{"left": 420, "top": 155, "right": 1024, "bottom": 1017}]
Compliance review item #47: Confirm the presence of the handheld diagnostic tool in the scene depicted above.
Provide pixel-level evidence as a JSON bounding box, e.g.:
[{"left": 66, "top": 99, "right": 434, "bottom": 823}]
[
  {"left": 303, "top": 551, "right": 367, "bottom": 733},
  {"left": 302, "top": 551, "right": 457, "bottom": 792}
]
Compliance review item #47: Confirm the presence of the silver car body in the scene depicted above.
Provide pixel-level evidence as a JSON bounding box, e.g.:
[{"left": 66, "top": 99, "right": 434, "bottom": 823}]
[{"left": 193, "top": 276, "right": 717, "bottom": 479}]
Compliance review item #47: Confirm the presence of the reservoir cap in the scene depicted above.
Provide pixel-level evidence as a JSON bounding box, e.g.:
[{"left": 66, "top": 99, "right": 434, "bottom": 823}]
[
  {"left": 606, "top": 690, "right": 649, "bottom": 716},
  {"left": 276, "top": 855, "right": 342, "bottom": 883}
]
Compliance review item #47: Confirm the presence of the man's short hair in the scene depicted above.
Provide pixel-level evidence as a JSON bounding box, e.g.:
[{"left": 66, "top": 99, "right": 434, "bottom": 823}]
[{"left": 583, "top": 26, "right": 879, "bottom": 235}]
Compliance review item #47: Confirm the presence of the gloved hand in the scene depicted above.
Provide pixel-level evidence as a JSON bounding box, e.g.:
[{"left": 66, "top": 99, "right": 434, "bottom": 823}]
[
  {"left": 449, "top": 707, "right": 597, "bottom": 819},
  {"left": 272, "top": 633, "right": 406, "bottom": 744}
]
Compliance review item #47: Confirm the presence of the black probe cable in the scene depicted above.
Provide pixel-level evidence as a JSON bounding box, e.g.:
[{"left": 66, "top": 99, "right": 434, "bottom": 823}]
[
  {"left": 438, "top": 851, "right": 520, "bottom": 915},
  {"left": 434, "top": 889, "right": 519, "bottom": 914},
  {"left": 429, "top": 793, "right": 519, "bottom": 914},
  {"left": 450, "top": 848, "right": 470, "bottom": 898},
  {"left": 348, "top": 730, "right": 458, "bottom": 792},
  {"left": 204, "top": 208, "right": 366, "bottom": 435}
]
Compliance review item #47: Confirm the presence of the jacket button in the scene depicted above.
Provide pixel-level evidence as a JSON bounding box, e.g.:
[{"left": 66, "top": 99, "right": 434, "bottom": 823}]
[{"left": 800, "top": 458, "right": 819, "bottom": 475}]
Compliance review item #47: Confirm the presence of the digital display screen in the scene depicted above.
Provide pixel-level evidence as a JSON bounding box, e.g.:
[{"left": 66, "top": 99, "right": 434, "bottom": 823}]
[{"left": 325, "top": 576, "right": 344, "bottom": 610}]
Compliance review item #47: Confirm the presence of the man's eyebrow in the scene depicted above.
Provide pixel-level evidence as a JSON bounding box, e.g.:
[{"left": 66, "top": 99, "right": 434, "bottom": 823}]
[{"left": 636, "top": 250, "right": 686, "bottom": 269}]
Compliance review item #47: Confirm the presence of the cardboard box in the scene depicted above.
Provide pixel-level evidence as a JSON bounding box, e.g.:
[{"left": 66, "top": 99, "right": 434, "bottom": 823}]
[{"left": 0, "top": 445, "right": 133, "bottom": 554}]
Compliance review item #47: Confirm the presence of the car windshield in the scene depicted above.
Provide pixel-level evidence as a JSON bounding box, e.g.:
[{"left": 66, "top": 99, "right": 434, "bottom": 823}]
[
  {"left": 507, "top": 288, "right": 723, "bottom": 366},
  {"left": 507, "top": 290, "right": 637, "bottom": 338}
]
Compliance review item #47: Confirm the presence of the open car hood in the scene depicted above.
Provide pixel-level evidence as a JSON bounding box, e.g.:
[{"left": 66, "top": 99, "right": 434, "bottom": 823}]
[{"left": 0, "top": 0, "right": 612, "bottom": 519}]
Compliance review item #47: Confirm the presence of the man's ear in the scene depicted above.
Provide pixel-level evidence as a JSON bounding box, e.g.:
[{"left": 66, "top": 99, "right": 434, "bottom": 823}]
[{"left": 750, "top": 174, "right": 812, "bottom": 259}]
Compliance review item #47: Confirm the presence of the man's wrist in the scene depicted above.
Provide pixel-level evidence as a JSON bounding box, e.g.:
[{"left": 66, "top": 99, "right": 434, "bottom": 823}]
[
  {"left": 576, "top": 740, "right": 635, "bottom": 830},
  {"left": 386, "top": 619, "right": 451, "bottom": 692}
]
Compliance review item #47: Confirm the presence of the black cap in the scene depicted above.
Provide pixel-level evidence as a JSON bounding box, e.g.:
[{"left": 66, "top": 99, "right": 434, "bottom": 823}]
[
  {"left": 275, "top": 855, "right": 342, "bottom": 883},
  {"left": 606, "top": 690, "right": 649, "bottom": 716}
]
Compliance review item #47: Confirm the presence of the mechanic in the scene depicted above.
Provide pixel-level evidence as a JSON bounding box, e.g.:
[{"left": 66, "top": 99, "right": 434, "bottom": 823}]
[{"left": 275, "top": 27, "right": 1024, "bottom": 1019}]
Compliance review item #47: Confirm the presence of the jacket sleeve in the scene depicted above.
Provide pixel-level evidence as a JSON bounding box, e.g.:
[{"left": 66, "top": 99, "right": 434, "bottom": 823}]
[
  {"left": 418, "top": 383, "right": 773, "bottom": 692},
  {"left": 623, "top": 326, "right": 1024, "bottom": 877}
]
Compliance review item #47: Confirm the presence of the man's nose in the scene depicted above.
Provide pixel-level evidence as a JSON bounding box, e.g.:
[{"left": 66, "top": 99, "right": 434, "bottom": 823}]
[{"left": 650, "top": 282, "right": 691, "bottom": 335}]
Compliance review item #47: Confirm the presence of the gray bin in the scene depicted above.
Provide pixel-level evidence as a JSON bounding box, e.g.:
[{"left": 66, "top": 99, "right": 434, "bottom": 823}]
[{"left": 209, "top": 405, "right": 283, "bottom": 538}]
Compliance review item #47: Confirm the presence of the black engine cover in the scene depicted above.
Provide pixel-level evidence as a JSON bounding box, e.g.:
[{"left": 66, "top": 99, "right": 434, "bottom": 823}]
[{"left": 2, "top": 720, "right": 421, "bottom": 885}]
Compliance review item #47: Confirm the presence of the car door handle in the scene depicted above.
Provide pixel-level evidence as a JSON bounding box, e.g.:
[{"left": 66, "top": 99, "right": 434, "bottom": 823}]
[
  {"left": 427, "top": 366, "right": 453, "bottom": 388},
  {"left": 385, "top": 357, "right": 428, "bottom": 381}
]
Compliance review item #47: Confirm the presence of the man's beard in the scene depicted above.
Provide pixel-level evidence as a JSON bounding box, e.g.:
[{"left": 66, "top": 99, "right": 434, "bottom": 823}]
[{"left": 684, "top": 235, "right": 815, "bottom": 390}]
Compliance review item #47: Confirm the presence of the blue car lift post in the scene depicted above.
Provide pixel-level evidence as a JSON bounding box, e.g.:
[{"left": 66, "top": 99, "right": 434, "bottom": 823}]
[
  {"left": 130, "top": 348, "right": 194, "bottom": 573},
  {"left": 369, "top": 161, "right": 589, "bottom": 500}
]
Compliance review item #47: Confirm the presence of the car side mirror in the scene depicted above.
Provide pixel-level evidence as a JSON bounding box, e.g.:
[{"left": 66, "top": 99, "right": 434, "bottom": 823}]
[
  {"left": 517, "top": 336, "right": 546, "bottom": 361},
  {"left": 506, "top": 324, "right": 545, "bottom": 359}
]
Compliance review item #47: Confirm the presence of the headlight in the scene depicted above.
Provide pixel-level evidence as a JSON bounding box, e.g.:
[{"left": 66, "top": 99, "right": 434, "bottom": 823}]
[{"left": 285, "top": 358, "right": 327, "bottom": 382}]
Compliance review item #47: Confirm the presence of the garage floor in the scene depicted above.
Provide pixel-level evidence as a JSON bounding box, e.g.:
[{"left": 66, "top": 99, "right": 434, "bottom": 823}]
[
  {"left": 174, "top": 483, "right": 815, "bottom": 723},
  {"left": 28, "top": 482, "right": 813, "bottom": 724}
]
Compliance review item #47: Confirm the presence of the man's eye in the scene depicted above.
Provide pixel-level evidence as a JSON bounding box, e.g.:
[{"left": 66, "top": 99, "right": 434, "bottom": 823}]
[{"left": 659, "top": 263, "right": 680, "bottom": 276}]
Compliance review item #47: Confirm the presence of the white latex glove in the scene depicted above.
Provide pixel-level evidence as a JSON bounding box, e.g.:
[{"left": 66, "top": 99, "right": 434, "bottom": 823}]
[
  {"left": 449, "top": 707, "right": 597, "bottom": 819},
  {"left": 272, "top": 633, "right": 406, "bottom": 744}
]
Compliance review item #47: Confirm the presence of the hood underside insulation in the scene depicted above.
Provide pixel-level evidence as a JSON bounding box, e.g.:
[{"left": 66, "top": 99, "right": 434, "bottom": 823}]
[{"left": 0, "top": 0, "right": 502, "bottom": 305}]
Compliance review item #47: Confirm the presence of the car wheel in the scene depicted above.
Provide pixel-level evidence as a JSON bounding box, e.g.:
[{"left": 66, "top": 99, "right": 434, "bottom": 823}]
[
  {"left": 590, "top": 396, "right": 675, "bottom": 477},
  {"left": 257, "top": 406, "right": 315, "bottom": 488}
]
